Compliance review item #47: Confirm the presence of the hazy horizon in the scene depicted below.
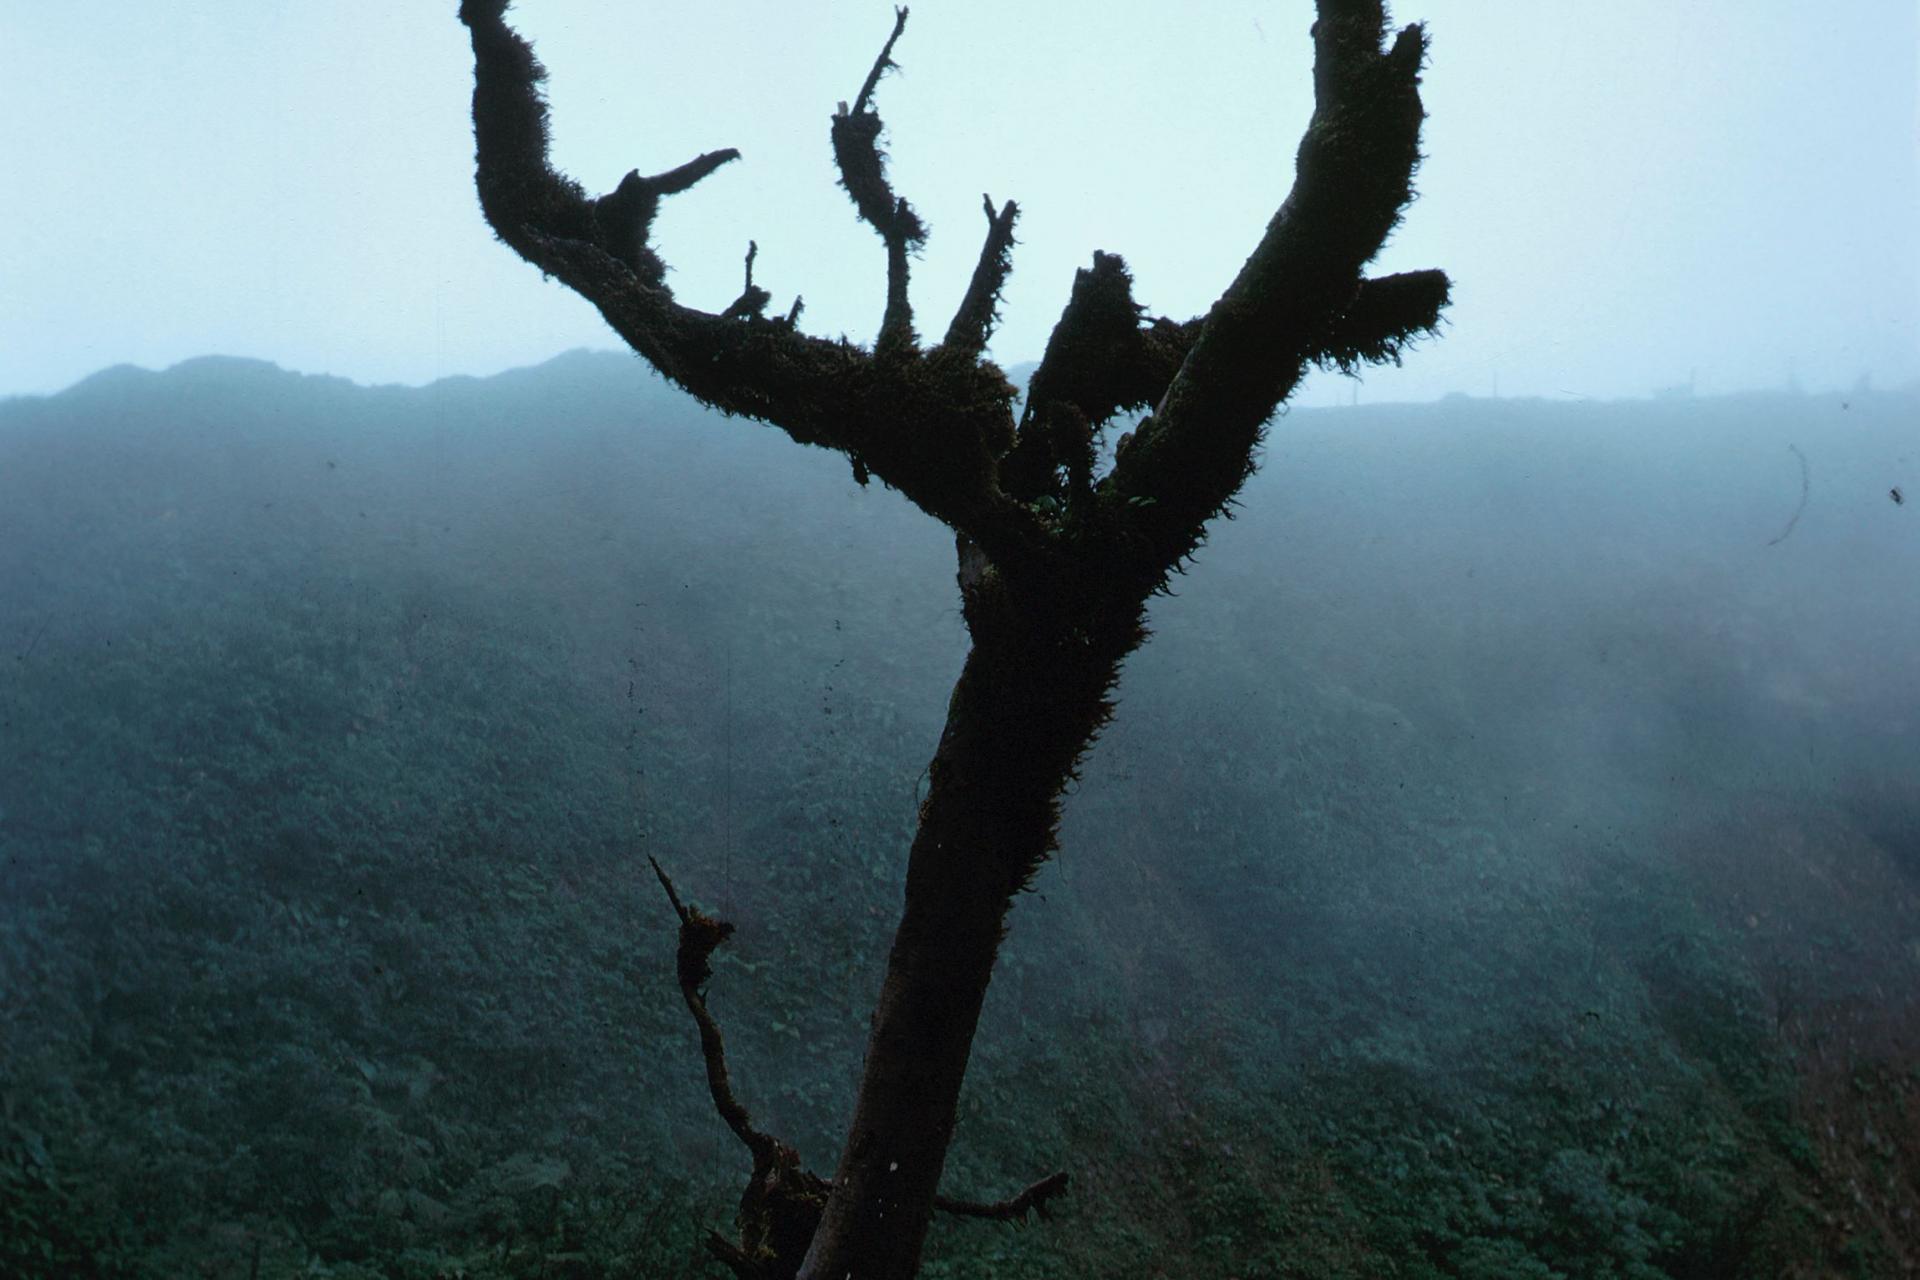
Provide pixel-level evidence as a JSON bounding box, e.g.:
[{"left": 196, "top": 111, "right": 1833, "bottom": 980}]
[
  {"left": 14, "top": 344, "right": 1919, "bottom": 412},
  {"left": 3, "top": 2, "right": 1914, "bottom": 406}
]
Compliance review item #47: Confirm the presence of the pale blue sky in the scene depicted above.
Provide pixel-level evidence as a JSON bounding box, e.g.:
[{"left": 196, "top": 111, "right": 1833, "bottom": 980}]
[{"left": 3, "top": 2, "right": 1914, "bottom": 403}]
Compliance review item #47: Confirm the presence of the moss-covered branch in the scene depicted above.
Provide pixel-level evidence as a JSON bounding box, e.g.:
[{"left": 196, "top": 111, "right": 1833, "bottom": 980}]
[
  {"left": 942, "top": 195, "right": 1020, "bottom": 358},
  {"left": 831, "top": 7, "right": 924, "bottom": 350},
  {"left": 458, "top": 0, "right": 1048, "bottom": 571},
  {"left": 1313, "top": 269, "right": 1451, "bottom": 372},
  {"left": 1104, "top": 1, "right": 1447, "bottom": 577}
]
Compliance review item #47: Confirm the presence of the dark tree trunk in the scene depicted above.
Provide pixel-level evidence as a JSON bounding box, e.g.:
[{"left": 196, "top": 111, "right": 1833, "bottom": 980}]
[
  {"left": 799, "top": 574, "right": 1141, "bottom": 1276},
  {"left": 457, "top": 1, "right": 1448, "bottom": 1274}
]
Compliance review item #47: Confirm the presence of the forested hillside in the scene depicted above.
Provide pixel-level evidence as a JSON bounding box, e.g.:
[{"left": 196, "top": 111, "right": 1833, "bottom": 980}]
[{"left": 3, "top": 354, "right": 1915, "bottom": 1277}]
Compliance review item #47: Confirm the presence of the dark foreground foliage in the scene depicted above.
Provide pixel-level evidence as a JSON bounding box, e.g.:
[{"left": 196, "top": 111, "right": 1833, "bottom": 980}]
[{"left": 2, "top": 356, "right": 1916, "bottom": 1276}]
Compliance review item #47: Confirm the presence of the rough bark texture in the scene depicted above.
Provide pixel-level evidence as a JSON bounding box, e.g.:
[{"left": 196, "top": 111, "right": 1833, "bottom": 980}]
[{"left": 458, "top": 2, "right": 1447, "bottom": 1275}]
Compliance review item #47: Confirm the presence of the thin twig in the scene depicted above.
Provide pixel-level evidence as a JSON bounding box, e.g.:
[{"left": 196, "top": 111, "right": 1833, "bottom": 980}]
[
  {"left": 722, "top": 240, "right": 771, "bottom": 319},
  {"left": 934, "top": 1170, "right": 1071, "bottom": 1222},
  {"left": 853, "top": 7, "right": 910, "bottom": 115},
  {"left": 647, "top": 857, "right": 770, "bottom": 1161}
]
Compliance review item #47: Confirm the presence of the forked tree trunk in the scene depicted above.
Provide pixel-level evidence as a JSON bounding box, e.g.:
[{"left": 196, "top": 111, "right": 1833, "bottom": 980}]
[{"left": 457, "top": 1, "right": 1447, "bottom": 1274}]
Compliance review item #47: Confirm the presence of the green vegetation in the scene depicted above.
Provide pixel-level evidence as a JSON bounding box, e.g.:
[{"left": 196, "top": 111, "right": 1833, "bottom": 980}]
[{"left": 2, "top": 356, "right": 1916, "bottom": 1276}]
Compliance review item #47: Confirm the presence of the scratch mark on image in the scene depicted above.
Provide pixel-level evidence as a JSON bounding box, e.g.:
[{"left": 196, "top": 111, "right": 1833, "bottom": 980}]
[{"left": 1767, "top": 444, "right": 1809, "bottom": 546}]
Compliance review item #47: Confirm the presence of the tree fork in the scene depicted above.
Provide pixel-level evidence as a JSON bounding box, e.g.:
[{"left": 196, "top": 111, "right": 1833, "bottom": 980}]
[{"left": 461, "top": 1, "right": 1448, "bottom": 1274}]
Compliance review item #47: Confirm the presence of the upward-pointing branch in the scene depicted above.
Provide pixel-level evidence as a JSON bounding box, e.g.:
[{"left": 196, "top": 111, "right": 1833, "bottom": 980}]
[
  {"left": 1104, "top": 0, "right": 1446, "bottom": 580},
  {"left": 942, "top": 195, "right": 1019, "bottom": 358},
  {"left": 721, "top": 240, "right": 772, "bottom": 319},
  {"left": 853, "top": 5, "right": 910, "bottom": 114},
  {"left": 831, "top": 7, "right": 925, "bottom": 350}
]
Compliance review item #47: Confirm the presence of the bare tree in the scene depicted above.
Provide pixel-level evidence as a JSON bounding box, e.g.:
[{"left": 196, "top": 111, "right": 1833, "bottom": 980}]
[{"left": 458, "top": 2, "right": 1449, "bottom": 1275}]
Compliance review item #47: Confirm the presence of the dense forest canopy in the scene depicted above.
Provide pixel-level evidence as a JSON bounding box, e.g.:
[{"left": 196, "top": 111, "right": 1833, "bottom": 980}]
[{"left": 2, "top": 354, "right": 1916, "bottom": 1274}]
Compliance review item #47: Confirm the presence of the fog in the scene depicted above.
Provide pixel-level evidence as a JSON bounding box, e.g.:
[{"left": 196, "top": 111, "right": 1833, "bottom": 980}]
[
  {"left": 2, "top": 2, "right": 1913, "bottom": 400},
  {"left": 2, "top": 351, "right": 1916, "bottom": 1273},
  {"left": 3, "top": 2, "right": 1919, "bottom": 1273}
]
